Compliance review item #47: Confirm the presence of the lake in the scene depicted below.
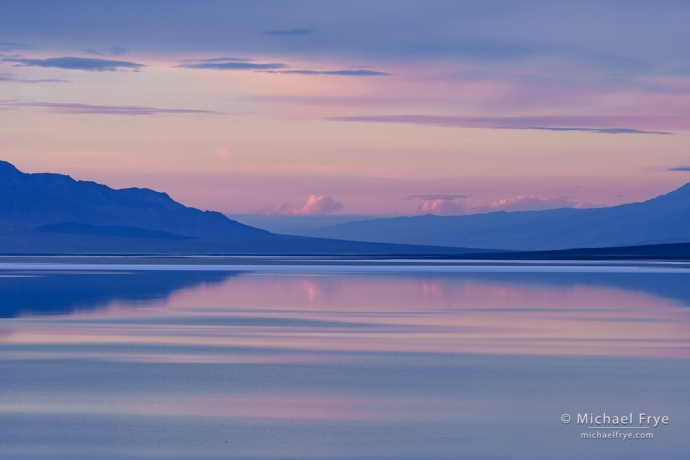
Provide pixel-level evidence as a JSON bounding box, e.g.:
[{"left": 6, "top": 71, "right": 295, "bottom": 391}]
[{"left": 0, "top": 258, "right": 688, "bottom": 459}]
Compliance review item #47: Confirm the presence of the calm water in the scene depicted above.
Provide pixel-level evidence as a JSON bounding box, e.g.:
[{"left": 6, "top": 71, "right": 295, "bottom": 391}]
[{"left": 0, "top": 261, "right": 689, "bottom": 459}]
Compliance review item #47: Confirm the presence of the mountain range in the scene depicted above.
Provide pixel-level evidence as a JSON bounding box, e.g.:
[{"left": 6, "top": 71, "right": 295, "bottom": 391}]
[
  {"left": 2, "top": 159, "right": 690, "bottom": 256},
  {"left": 0, "top": 160, "right": 268, "bottom": 238},
  {"left": 0, "top": 160, "right": 475, "bottom": 255},
  {"left": 304, "top": 184, "right": 690, "bottom": 250}
]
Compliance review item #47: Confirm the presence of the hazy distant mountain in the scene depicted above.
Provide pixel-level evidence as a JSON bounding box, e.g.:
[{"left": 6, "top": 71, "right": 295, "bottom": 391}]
[
  {"left": 305, "top": 184, "right": 690, "bottom": 250},
  {"left": 227, "top": 214, "right": 380, "bottom": 235},
  {"left": 0, "top": 160, "right": 269, "bottom": 238}
]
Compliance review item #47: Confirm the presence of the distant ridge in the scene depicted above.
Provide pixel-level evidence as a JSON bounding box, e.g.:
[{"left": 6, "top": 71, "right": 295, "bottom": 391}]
[
  {"left": 305, "top": 183, "right": 690, "bottom": 251},
  {"left": 5, "top": 159, "right": 690, "bottom": 258},
  {"left": 451, "top": 241, "right": 690, "bottom": 261},
  {"left": 0, "top": 160, "right": 270, "bottom": 238}
]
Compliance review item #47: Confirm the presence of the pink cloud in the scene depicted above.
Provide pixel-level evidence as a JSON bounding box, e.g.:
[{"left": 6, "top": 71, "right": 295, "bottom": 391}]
[
  {"left": 251, "top": 195, "right": 344, "bottom": 215},
  {"left": 291, "top": 195, "right": 343, "bottom": 215},
  {"left": 468, "top": 196, "right": 577, "bottom": 213},
  {"left": 416, "top": 199, "right": 467, "bottom": 215},
  {"left": 416, "top": 195, "right": 598, "bottom": 216},
  {"left": 253, "top": 202, "right": 292, "bottom": 216},
  {"left": 212, "top": 145, "right": 233, "bottom": 158}
]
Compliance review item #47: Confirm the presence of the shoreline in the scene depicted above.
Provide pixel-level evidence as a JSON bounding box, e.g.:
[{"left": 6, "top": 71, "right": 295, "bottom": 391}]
[{"left": 1, "top": 255, "right": 690, "bottom": 272}]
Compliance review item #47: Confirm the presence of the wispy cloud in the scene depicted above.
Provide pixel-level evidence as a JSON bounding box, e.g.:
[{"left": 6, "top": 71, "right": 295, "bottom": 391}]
[
  {"left": 467, "top": 196, "right": 590, "bottom": 214},
  {"left": 527, "top": 127, "right": 672, "bottom": 135},
  {"left": 404, "top": 194, "right": 470, "bottom": 200},
  {"left": 178, "top": 57, "right": 388, "bottom": 76},
  {"left": 274, "top": 69, "right": 389, "bottom": 76},
  {"left": 329, "top": 115, "right": 675, "bottom": 135},
  {"left": 669, "top": 166, "right": 690, "bottom": 171},
  {"left": 252, "top": 195, "right": 343, "bottom": 215},
  {"left": 0, "top": 73, "right": 67, "bottom": 84},
  {"left": 263, "top": 29, "right": 314, "bottom": 36},
  {"left": 0, "top": 41, "right": 35, "bottom": 52},
  {"left": 416, "top": 195, "right": 597, "bottom": 216},
  {"left": 2, "top": 102, "right": 221, "bottom": 116},
  {"left": 2, "top": 56, "right": 145, "bottom": 71},
  {"left": 254, "top": 202, "right": 293, "bottom": 216},
  {"left": 181, "top": 57, "right": 251, "bottom": 63},
  {"left": 84, "top": 46, "right": 129, "bottom": 57},
  {"left": 178, "top": 57, "right": 285, "bottom": 70}
]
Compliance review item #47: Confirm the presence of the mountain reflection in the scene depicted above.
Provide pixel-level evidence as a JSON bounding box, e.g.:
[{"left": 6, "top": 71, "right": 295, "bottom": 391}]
[
  {"left": 429, "top": 272, "right": 690, "bottom": 308},
  {"left": 0, "top": 270, "right": 238, "bottom": 317},
  {"left": 2, "top": 268, "right": 690, "bottom": 319}
]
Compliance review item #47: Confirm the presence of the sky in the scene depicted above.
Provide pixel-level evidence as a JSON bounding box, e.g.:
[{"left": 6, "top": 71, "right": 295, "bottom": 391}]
[{"left": 1, "top": 0, "right": 690, "bottom": 216}]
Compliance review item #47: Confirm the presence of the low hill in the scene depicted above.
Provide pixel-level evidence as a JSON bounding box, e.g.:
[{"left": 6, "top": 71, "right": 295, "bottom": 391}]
[{"left": 304, "top": 184, "right": 690, "bottom": 251}]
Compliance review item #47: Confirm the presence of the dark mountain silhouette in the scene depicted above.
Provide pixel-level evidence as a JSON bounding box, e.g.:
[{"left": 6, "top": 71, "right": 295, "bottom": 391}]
[
  {"left": 4, "top": 160, "right": 690, "bottom": 258},
  {"left": 0, "top": 229, "right": 487, "bottom": 255},
  {"left": 0, "top": 160, "right": 269, "bottom": 238},
  {"left": 0, "top": 160, "right": 489, "bottom": 255},
  {"left": 34, "top": 222, "right": 194, "bottom": 240},
  {"left": 304, "top": 184, "right": 690, "bottom": 251},
  {"left": 434, "top": 241, "right": 690, "bottom": 261}
]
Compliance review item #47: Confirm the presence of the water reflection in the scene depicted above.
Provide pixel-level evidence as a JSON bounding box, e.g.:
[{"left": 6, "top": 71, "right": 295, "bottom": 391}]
[
  {"left": 1, "top": 268, "right": 689, "bottom": 359},
  {"left": 3, "top": 269, "right": 690, "bottom": 318},
  {"left": 0, "top": 266, "right": 689, "bottom": 459},
  {"left": 0, "top": 270, "right": 236, "bottom": 317}
]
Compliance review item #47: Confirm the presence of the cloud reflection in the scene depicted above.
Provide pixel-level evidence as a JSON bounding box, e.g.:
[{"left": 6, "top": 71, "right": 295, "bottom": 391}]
[{"left": 2, "top": 269, "right": 689, "bottom": 359}]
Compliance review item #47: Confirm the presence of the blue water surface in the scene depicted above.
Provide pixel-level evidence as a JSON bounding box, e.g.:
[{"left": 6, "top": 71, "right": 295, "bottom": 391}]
[{"left": 0, "top": 261, "right": 688, "bottom": 459}]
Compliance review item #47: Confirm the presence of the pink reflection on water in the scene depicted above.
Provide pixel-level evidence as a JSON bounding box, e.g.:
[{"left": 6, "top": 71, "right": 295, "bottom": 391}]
[
  {"left": 133, "top": 394, "right": 500, "bottom": 422},
  {"left": 0, "top": 393, "right": 502, "bottom": 423},
  {"left": 160, "top": 273, "right": 685, "bottom": 313},
  {"left": 114, "top": 353, "right": 330, "bottom": 364},
  {"left": 2, "top": 273, "right": 689, "bottom": 359},
  {"left": 141, "top": 395, "right": 377, "bottom": 420}
]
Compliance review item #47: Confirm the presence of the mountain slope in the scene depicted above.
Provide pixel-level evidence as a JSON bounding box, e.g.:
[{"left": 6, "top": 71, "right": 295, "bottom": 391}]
[
  {"left": 0, "top": 161, "right": 270, "bottom": 238},
  {"left": 304, "top": 184, "right": 690, "bottom": 250}
]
